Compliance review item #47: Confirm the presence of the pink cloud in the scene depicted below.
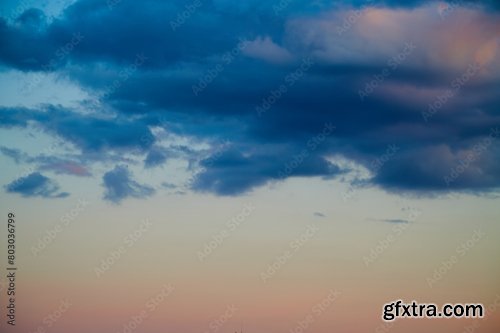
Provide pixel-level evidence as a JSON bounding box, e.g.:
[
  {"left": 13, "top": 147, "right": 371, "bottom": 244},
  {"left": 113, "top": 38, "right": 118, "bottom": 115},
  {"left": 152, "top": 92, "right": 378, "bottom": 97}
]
[
  {"left": 42, "top": 161, "right": 91, "bottom": 176},
  {"left": 242, "top": 36, "right": 293, "bottom": 64}
]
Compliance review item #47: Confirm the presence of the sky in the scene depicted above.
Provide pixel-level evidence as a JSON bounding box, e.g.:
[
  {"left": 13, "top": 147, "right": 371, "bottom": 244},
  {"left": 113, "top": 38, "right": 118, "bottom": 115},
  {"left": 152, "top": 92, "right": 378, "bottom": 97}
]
[{"left": 0, "top": 0, "right": 499, "bottom": 333}]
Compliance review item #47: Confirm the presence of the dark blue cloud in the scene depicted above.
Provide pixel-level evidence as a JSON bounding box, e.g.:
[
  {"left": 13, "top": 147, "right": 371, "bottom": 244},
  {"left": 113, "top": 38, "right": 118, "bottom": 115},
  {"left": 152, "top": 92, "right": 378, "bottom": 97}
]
[
  {"left": 372, "top": 143, "right": 500, "bottom": 192},
  {"left": 0, "top": 106, "right": 155, "bottom": 153},
  {"left": 5, "top": 172, "right": 69, "bottom": 198},
  {"left": 0, "top": 107, "right": 32, "bottom": 128},
  {"left": 192, "top": 147, "right": 344, "bottom": 195},
  {"left": 102, "top": 165, "right": 154, "bottom": 203},
  {"left": 374, "top": 218, "right": 410, "bottom": 224},
  {"left": 39, "top": 108, "right": 154, "bottom": 153},
  {"left": 144, "top": 147, "right": 168, "bottom": 168},
  {"left": 0, "top": 0, "right": 287, "bottom": 71}
]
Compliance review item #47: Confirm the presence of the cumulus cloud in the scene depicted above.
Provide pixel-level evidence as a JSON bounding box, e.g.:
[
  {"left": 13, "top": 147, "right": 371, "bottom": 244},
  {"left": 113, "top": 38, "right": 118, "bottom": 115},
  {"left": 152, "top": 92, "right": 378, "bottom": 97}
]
[
  {"left": 102, "top": 165, "right": 154, "bottom": 203},
  {"left": 0, "top": 106, "right": 155, "bottom": 153},
  {"left": 192, "top": 147, "right": 344, "bottom": 195},
  {"left": 5, "top": 172, "right": 69, "bottom": 198},
  {"left": 0, "top": 0, "right": 499, "bottom": 199},
  {"left": 243, "top": 36, "right": 293, "bottom": 64},
  {"left": 286, "top": 5, "right": 500, "bottom": 76},
  {"left": 144, "top": 147, "right": 168, "bottom": 168}
]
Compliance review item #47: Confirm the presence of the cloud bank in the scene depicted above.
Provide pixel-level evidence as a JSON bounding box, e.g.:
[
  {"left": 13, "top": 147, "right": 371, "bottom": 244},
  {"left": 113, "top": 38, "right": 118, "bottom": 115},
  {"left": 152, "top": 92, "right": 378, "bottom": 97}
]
[{"left": 1, "top": 0, "right": 499, "bottom": 200}]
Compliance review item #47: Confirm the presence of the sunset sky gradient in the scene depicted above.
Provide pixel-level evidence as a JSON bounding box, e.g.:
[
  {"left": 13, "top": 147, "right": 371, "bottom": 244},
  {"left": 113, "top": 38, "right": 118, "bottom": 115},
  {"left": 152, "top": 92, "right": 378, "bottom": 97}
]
[{"left": 0, "top": 1, "right": 499, "bottom": 333}]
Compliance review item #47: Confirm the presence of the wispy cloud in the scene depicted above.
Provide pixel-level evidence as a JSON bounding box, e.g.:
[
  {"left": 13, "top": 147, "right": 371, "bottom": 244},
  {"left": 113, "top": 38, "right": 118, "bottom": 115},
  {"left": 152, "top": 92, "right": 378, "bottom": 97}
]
[
  {"left": 102, "top": 165, "right": 154, "bottom": 203},
  {"left": 5, "top": 172, "right": 69, "bottom": 198}
]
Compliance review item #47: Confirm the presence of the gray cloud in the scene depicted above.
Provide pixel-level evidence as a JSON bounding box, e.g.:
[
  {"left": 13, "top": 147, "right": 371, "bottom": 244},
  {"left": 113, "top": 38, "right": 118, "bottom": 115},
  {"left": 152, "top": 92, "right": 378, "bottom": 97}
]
[
  {"left": 102, "top": 165, "right": 155, "bottom": 203},
  {"left": 5, "top": 172, "right": 69, "bottom": 198}
]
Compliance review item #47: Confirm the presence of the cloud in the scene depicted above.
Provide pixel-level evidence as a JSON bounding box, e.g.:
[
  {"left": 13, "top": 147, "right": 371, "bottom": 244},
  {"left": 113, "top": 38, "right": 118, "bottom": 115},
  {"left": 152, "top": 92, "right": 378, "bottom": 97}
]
[
  {"left": 39, "top": 159, "right": 91, "bottom": 176},
  {"left": 5, "top": 172, "right": 69, "bottom": 198},
  {"left": 0, "top": 146, "right": 29, "bottom": 163},
  {"left": 286, "top": 5, "right": 500, "bottom": 78},
  {"left": 372, "top": 141, "right": 500, "bottom": 192},
  {"left": 1, "top": 146, "right": 91, "bottom": 176},
  {"left": 0, "top": 0, "right": 285, "bottom": 71},
  {"left": 161, "top": 182, "right": 177, "bottom": 189},
  {"left": 314, "top": 212, "right": 326, "bottom": 218},
  {"left": 0, "top": 106, "right": 155, "bottom": 153},
  {"left": 0, "top": 0, "right": 499, "bottom": 198},
  {"left": 192, "top": 147, "right": 344, "bottom": 195},
  {"left": 243, "top": 36, "right": 293, "bottom": 64},
  {"left": 102, "top": 165, "right": 154, "bottom": 203},
  {"left": 144, "top": 147, "right": 168, "bottom": 168},
  {"left": 0, "top": 107, "right": 32, "bottom": 128},
  {"left": 376, "top": 218, "right": 410, "bottom": 224}
]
